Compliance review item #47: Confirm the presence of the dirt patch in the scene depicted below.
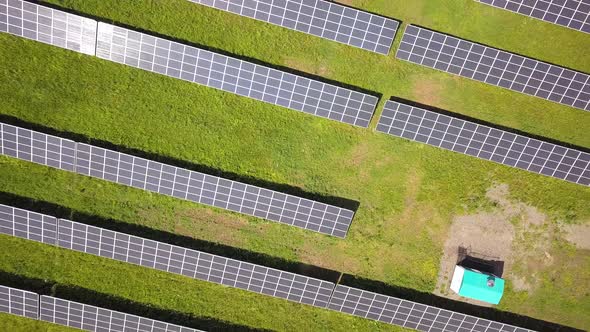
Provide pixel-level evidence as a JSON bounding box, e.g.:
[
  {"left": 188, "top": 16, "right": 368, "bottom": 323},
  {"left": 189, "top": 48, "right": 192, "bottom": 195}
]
[
  {"left": 435, "top": 183, "right": 558, "bottom": 305},
  {"left": 297, "top": 240, "right": 361, "bottom": 275},
  {"left": 283, "top": 57, "right": 330, "bottom": 76},
  {"left": 174, "top": 207, "right": 250, "bottom": 245},
  {"left": 333, "top": 0, "right": 354, "bottom": 6},
  {"left": 436, "top": 210, "right": 514, "bottom": 306},
  {"left": 412, "top": 77, "right": 444, "bottom": 106},
  {"left": 510, "top": 275, "right": 530, "bottom": 292},
  {"left": 561, "top": 224, "right": 590, "bottom": 250}
]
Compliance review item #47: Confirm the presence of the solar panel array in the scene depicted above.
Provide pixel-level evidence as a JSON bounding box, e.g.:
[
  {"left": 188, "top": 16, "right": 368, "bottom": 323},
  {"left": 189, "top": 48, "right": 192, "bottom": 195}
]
[
  {"left": 0, "top": 0, "right": 97, "bottom": 55},
  {"left": 95, "top": 22, "right": 377, "bottom": 127},
  {"left": 376, "top": 101, "right": 590, "bottom": 186},
  {"left": 0, "top": 203, "right": 58, "bottom": 245},
  {"left": 0, "top": 285, "right": 39, "bottom": 320},
  {"left": 328, "top": 285, "right": 534, "bottom": 332},
  {"left": 0, "top": 123, "right": 76, "bottom": 172},
  {"left": 0, "top": 123, "right": 355, "bottom": 238},
  {"left": 476, "top": 0, "right": 590, "bottom": 34},
  {"left": 57, "top": 218, "right": 335, "bottom": 308},
  {"left": 39, "top": 296, "right": 203, "bottom": 332},
  {"left": 0, "top": 204, "right": 537, "bottom": 332},
  {"left": 396, "top": 25, "right": 590, "bottom": 111},
  {"left": 187, "top": 0, "right": 399, "bottom": 55}
]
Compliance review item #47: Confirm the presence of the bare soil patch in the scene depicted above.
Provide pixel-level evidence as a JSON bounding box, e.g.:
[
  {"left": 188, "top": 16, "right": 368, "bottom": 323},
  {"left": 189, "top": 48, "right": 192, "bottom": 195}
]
[
  {"left": 412, "top": 77, "right": 444, "bottom": 106},
  {"left": 174, "top": 207, "right": 249, "bottom": 245},
  {"left": 435, "top": 183, "right": 558, "bottom": 305},
  {"left": 334, "top": 0, "right": 355, "bottom": 6},
  {"left": 298, "top": 240, "right": 361, "bottom": 274},
  {"left": 561, "top": 224, "right": 590, "bottom": 250},
  {"left": 283, "top": 57, "right": 330, "bottom": 76}
]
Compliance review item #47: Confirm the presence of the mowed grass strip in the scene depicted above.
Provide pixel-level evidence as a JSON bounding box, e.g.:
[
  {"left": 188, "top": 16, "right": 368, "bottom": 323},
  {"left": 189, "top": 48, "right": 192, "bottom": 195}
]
[
  {"left": 0, "top": 0, "right": 588, "bottom": 330},
  {"left": 0, "top": 313, "right": 79, "bottom": 332}
]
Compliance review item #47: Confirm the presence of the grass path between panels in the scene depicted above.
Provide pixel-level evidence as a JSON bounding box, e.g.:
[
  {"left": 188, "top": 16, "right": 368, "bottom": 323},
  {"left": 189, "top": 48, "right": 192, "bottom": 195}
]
[
  {"left": 0, "top": 0, "right": 588, "bottom": 330},
  {"left": 0, "top": 314, "right": 78, "bottom": 332}
]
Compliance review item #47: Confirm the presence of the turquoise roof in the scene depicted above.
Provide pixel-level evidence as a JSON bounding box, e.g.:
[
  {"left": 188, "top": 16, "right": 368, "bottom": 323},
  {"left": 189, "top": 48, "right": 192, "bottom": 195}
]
[{"left": 458, "top": 269, "right": 504, "bottom": 305}]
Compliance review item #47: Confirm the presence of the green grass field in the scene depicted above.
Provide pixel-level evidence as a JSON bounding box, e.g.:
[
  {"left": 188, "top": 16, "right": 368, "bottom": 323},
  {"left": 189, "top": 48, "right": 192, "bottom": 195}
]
[{"left": 0, "top": 0, "right": 589, "bottom": 331}]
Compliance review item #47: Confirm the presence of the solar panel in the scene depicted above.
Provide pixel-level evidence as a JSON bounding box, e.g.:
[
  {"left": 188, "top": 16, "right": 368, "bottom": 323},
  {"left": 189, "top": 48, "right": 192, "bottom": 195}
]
[
  {"left": 0, "top": 203, "right": 58, "bottom": 245},
  {"left": 186, "top": 0, "right": 399, "bottom": 55},
  {"left": 0, "top": 285, "right": 39, "bottom": 320},
  {"left": 57, "top": 219, "right": 336, "bottom": 307},
  {"left": 0, "top": 205, "right": 543, "bottom": 331},
  {"left": 0, "top": 0, "right": 97, "bottom": 55},
  {"left": 328, "top": 285, "right": 534, "bottom": 332},
  {"left": 476, "top": 0, "right": 590, "bottom": 34},
  {"left": 0, "top": 123, "right": 77, "bottom": 172},
  {"left": 73, "top": 143, "right": 353, "bottom": 237},
  {"left": 396, "top": 25, "right": 590, "bottom": 111},
  {"left": 95, "top": 22, "right": 377, "bottom": 127},
  {"left": 376, "top": 101, "right": 590, "bottom": 186},
  {"left": 39, "top": 296, "right": 203, "bottom": 332},
  {"left": 0, "top": 123, "right": 354, "bottom": 238}
]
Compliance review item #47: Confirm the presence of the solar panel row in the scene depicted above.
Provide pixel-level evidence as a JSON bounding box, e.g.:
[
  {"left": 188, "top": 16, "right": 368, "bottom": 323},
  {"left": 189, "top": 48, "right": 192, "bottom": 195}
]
[
  {"left": 327, "top": 285, "right": 534, "bottom": 332},
  {"left": 0, "top": 204, "right": 58, "bottom": 245},
  {"left": 0, "top": 284, "right": 204, "bottom": 331},
  {"left": 57, "top": 218, "right": 335, "bottom": 308},
  {"left": 0, "top": 123, "right": 76, "bottom": 172},
  {"left": 0, "top": 204, "right": 537, "bottom": 332},
  {"left": 376, "top": 101, "right": 590, "bottom": 186},
  {"left": 0, "top": 0, "right": 97, "bottom": 55},
  {"left": 0, "top": 204, "right": 335, "bottom": 308},
  {"left": 39, "top": 296, "right": 204, "bottom": 332},
  {"left": 476, "top": 0, "right": 590, "bottom": 34},
  {"left": 0, "top": 285, "right": 38, "bottom": 320},
  {"left": 186, "top": 0, "right": 399, "bottom": 55},
  {"left": 0, "top": 123, "right": 355, "bottom": 237},
  {"left": 397, "top": 25, "right": 590, "bottom": 111},
  {"left": 0, "top": 1, "right": 378, "bottom": 127},
  {"left": 95, "top": 22, "right": 377, "bottom": 127}
]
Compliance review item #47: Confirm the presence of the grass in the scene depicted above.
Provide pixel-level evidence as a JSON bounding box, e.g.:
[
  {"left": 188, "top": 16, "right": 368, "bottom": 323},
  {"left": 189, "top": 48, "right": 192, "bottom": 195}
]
[
  {"left": 0, "top": 0, "right": 588, "bottom": 330},
  {"left": 0, "top": 313, "right": 78, "bottom": 332}
]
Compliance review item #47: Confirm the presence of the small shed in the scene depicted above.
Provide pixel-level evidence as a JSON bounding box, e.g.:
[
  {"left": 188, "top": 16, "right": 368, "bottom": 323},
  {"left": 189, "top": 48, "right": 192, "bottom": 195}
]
[{"left": 450, "top": 265, "right": 504, "bottom": 305}]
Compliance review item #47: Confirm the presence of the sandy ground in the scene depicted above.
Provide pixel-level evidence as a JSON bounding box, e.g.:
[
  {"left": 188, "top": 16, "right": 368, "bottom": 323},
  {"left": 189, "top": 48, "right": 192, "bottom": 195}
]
[
  {"left": 434, "top": 183, "right": 565, "bottom": 306},
  {"left": 561, "top": 224, "right": 590, "bottom": 250}
]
